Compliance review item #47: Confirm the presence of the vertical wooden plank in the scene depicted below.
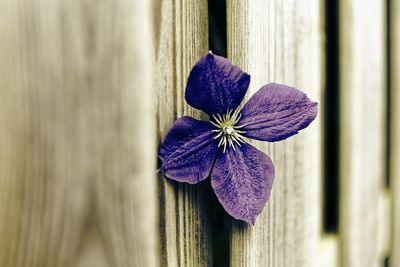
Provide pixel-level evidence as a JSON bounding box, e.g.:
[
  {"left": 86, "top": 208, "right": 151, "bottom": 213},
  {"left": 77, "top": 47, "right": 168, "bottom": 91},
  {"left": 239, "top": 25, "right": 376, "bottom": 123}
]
[
  {"left": 339, "top": 0, "right": 386, "bottom": 266},
  {"left": 390, "top": 0, "right": 400, "bottom": 265},
  {"left": 228, "top": 1, "right": 324, "bottom": 266},
  {"left": 154, "top": 0, "right": 211, "bottom": 266},
  {"left": 0, "top": 0, "right": 158, "bottom": 266}
]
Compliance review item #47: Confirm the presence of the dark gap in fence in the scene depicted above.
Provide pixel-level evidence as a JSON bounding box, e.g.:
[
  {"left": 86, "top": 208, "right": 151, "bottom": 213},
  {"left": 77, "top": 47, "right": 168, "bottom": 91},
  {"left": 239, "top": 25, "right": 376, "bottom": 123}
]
[
  {"left": 158, "top": 175, "right": 168, "bottom": 267},
  {"left": 384, "top": 256, "right": 390, "bottom": 267},
  {"left": 204, "top": 178, "right": 230, "bottom": 267},
  {"left": 385, "top": 0, "right": 392, "bottom": 189},
  {"left": 208, "top": 0, "right": 227, "bottom": 57},
  {"left": 323, "top": 0, "right": 340, "bottom": 233},
  {"left": 207, "top": 1, "right": 229, "bottom": 266},
  {"left": 384, "top": 0, "right": 393, "bottom": 262}
]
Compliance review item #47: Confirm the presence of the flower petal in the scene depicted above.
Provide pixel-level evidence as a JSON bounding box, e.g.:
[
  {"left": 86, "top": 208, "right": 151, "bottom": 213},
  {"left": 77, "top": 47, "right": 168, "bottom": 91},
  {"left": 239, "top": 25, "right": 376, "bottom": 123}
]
[
  {"left": 211, "top": 143, "right": 275, "bottom": 224},
  {"left": 185, "top": 52, "right": 250, "bottom": 116},
  {"left": 159, "top": 116, "right": 219, "bottom": 184},
  {"left": 239, "top": 83, "right": 318, "bottom": 142}
]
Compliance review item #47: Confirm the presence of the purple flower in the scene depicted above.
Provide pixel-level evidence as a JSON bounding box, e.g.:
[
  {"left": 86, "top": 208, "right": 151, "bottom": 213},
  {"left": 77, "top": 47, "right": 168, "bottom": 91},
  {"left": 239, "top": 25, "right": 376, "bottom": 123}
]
[{"left": 159, "top": 52, "right": 318, "bottom": 224}]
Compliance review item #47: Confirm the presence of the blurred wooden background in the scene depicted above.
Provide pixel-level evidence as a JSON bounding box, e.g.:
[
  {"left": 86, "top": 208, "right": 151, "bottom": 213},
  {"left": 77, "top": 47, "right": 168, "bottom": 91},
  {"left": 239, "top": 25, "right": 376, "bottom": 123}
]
[{"left": 0, "top": 0, "right": 399, "bottom": 266}]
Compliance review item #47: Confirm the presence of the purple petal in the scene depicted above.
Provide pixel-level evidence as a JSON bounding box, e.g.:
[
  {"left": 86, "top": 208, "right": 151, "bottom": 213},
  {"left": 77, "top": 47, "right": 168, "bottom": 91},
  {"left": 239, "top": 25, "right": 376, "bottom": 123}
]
[
  {"left": 185, "top": 52, "right": 250, "bottom": 116},
  {"left": 211, "top": 143, "right": 275, "bottom": 224},
  {"left": 239, "top": 83, "right": 318, "bottom": 142},
  {"left": 159, "top": 116, "right": 218, "bottom": 184}
]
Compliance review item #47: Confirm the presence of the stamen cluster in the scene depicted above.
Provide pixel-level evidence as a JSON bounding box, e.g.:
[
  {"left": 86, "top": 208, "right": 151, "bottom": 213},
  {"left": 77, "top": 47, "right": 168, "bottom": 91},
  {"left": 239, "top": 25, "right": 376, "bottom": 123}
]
[{"left": 210, "top": 110, "right": 247, "bottom": 153}]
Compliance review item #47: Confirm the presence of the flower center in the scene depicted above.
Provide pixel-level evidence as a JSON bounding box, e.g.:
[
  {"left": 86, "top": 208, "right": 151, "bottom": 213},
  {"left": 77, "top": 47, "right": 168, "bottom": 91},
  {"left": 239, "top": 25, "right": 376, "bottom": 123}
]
[
  {"left": 210, "top": 109, "right": 247, "bottom": 153},
  {"left": 223, "top": 125, "right": 234, "bottom": 135}
]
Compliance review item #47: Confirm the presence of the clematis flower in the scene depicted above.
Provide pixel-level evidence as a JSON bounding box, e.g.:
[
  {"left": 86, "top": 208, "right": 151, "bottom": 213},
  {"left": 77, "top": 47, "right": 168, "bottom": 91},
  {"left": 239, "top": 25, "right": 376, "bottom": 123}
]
[{"left": 158, "top": 52, "right": 318, "bottom": 224}]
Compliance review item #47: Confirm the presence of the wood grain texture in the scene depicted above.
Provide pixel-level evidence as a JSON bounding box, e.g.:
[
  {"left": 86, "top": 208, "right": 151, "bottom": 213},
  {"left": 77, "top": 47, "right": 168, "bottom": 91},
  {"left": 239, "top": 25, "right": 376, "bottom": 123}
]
[
  {"left": 390, "top": 0, "right": 400, "bottom": 266},
  {"left": 0, "top": 1, "right": 158, "bottom": 266},
  {"left": 153, "top": 0, "right": 211, "bottom": 266},
  {"left": 227, "top": 1, "right": 327, "bottom": 266},
  {"left": 339, "top": 0, "right": 387, "bottom": 266}
]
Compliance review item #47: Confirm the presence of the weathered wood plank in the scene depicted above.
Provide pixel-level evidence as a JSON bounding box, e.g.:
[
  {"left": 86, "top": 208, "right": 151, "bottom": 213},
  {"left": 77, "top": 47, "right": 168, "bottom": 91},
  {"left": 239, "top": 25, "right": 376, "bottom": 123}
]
[
  {"left": 227, "top": 1, "right": 325, "bottom": 266},
  {"left": 339, "top": 0, "right": 387, "bottom": 266},
  {"left": 154, "top": 0, "right": 211, "bottom": 266},
  {"left": 390, "top": 0, "right": 400, "bottom": 265},
  {"left": 0, "top": 1, "right": 158, "bottom": 266}
]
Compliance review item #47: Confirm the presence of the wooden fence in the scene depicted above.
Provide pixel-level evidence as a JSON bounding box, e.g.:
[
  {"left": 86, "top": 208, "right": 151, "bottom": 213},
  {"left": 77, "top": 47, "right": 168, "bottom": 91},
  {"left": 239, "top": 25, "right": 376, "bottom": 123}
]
[{"left": 0, "top": 0, "right": 399, "bottom": 266}]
